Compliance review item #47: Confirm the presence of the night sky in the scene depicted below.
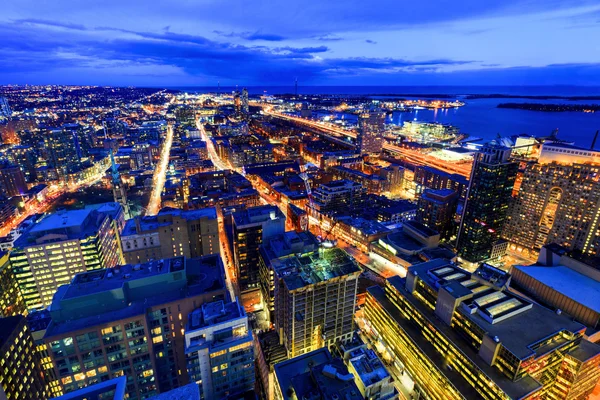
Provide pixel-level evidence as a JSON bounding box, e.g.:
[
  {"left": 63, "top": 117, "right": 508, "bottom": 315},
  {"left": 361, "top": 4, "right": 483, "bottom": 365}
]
[{"left": 2, "top": 0, "right": 600, "bottom": 86}]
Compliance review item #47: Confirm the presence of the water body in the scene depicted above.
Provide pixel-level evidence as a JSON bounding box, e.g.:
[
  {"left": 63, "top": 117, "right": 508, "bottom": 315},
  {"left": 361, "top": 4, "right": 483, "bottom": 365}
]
[{"left": 173, "top": 86, "right": 600, "bottom": 147}]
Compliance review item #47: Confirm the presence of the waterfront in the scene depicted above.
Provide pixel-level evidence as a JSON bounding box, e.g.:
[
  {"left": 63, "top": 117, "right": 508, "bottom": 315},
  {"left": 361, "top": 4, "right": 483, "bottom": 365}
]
[{"left": 177, "top": 85, "right": 600, "bottom": 146}]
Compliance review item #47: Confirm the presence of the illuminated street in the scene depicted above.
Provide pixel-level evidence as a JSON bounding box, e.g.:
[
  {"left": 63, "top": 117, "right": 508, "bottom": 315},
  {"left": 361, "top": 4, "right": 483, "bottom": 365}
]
[
  {"left": 196, "top": 118, "right": 233, "bottom": 171},
  {"left": 146, "top": 123, "right": 174, "bottom": 215}
]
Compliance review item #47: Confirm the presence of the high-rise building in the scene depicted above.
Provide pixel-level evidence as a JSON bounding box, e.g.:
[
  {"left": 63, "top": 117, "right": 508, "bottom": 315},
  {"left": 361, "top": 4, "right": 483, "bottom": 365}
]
[
  {"left": 414, "top": 165, "right": 468, "bottom": 199},
  {"left": 0, "top": 97, "right": 11, "bottom": 120},
  {"left": 311, "top": 179, "right": 366, "bottom": 216},
  {"left": 44, "top": 124, "right": 87, "bottom": 177},
  {"left": 9, "top": 202, "right": 125, "bottom": 310},
  {"left": 185, "top": 299, "right": 254, "bottom": 399},
  {"left": 0, "top": 165, "right": 27, "bottom": 196},
  {"left": 0, "top": 315, "right": 50, "bottom": 400},
  {"left": 232, "top": 205, "right": 285, "bottom": 292},
  {"left": 8, "top": 145, "right": 37, "bottom": 182},
  {"left": 43, "top": 255, "right": 228, "bottom": 399},
  {"left": 241, "top": 88, "right": 249, "bottom": 114},
  {"left": 0, "top": 252, "right": 25, "bottom": 317},
  {"left": 259, "top": 231, "right": 320, "bottom": 322},
  {"left": 110, "top": 149, "right": 130, "bottom": 219},
  {"left": 273, "top": 247, "right": 360, "bottom": 358},
  {"left": 416, "top": 188, "right": 458, "bottom": 241},
  {"left": 363, "top": 260, "right": 600, "bottom": 400},
  {"left": 357, "top": 109, "right": 386, "bottom": 154},
  {"left": 456, "top": 143, "right": 518, "bottom": 265},
  {"left": 121, "top": 207, "right": 219, "bottom": 264},
  {"left": 503, "top": 143, "right": 600, "bottom": 256}
]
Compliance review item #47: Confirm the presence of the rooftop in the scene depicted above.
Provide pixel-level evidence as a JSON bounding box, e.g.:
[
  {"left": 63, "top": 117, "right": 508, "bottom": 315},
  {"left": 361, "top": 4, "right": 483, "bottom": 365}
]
[
  {"left": 15, "top": 202, "right": 122, "bottom": 246},
  {"left": 188, "top": 299, "right": 245, "bottom": 331},
  {"left": 347, "top": 347, "right": 390, "bottom": 387},
  {"left": 53, "top": 376, "right": 127, "bottom": 400},
  {"left": 272, "top": 247, "right": 360, "bottom": 291},
  {"left": 274, "top": 347, "right": 362, "bottom": 400},
  {"left": 233, "top": 204, "right": 285, "bottom": 227},
  {"left": 122, "top": 207, "right": 217, "bottom": 235},
  {"left": 147, "top": 383, "right": 201, "bottom": 400},
  {"left": 46, "top": 255, "right": 227, "bottom": 337},
  {"left": 512, "top": 265, "right": 600, "bottom": 314}
]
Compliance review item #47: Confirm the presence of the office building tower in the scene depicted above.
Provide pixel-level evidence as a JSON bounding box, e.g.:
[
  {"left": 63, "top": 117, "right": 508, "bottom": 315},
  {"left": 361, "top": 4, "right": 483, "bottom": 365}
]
[
  {"left": 311, "top": 179, "right": 366, "bottom": 216},
  {"left": 233, "top": 91, "right": 242, "bottom": 115},
  {"left": 0, "top": 252, "right": 25, "bottom": 317},
  {"left": 363, "top": 260, "right": 600, "bottom": 400},
  {"left": 414, "top": 165, "right": 469, "bottom": 199},
  {"left": 456, "top": 143, "right": 518, "bottom": 265},
  {"left": 8, "top": 145, "right": 37, "bottom": 182},
  {"left": 0, "top": 165, "right": 27, "bottom": 196},
  {"left": 232, "top": 205, "right": 285, "bottom": 292},
  {"left": 416, "top": 188, "right": 458, "bottom": 241},
  {"left": 255, "top": 330, "right": 288, "bottom": 400},
  {"left": 26, "top": 310, "right": 62, "bottom": 397},
  {"left": 43, "top": 255, "right": 228, "bottom": 399},
  {"left": 259, "top": 231, "right": 320, "bottom": 322},
  {"left": 121, "top": 207, "right": 219, "bottom": 264},
  {"left": 44, "top": 124, "right": 87, "bottom": 177},
  {"left": 185, "top": 299, "right": 254, "bottom": 399},
  {"left": 110, "top": 149, "right": 130, "bottom": 219},
  {"left": 10, "top": 202, "right": 124, "bottom": 310},
  {"left": 0, "top": 315, "right": 50, "bottom": 400},
  {"left": 274, "top": 347, "right": 363, "bottom": 400},
  {"left": 0, "top": 97, "right": 11, "bottom": 120},
  {"left": 503, "top": 143, "right": 600, "bottom": 256},
  {"left": 273, "top": 247, "right": 360, "bottom": 358},
  {"left": 241, "top": 88, "right": 249, "bottom": 114},
  {"left": 357, "top": 109, "right": 386, "bottom": 154}
]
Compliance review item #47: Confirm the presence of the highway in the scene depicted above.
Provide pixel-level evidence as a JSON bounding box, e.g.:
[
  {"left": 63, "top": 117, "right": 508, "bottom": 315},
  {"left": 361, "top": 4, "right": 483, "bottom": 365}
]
[
  {"left": 263, "top": 107, "right": 358, "bottom": 139},
  {"left": 383, "top": 142, "right": 473, "bottom": 178},
  {"left": 146, "top": 123, "right": 174, "bottom": 215}
]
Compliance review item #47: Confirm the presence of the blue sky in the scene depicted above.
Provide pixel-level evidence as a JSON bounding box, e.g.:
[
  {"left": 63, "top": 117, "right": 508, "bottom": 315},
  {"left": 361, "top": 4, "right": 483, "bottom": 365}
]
[{"left": 2, "top": 0, "right": 600, "bottom": 86}]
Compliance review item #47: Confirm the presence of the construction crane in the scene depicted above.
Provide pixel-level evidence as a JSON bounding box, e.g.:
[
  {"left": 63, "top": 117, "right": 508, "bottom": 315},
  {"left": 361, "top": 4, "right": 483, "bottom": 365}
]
[{"left": 299, "top": 172, "right": 337, "bottom": 246}]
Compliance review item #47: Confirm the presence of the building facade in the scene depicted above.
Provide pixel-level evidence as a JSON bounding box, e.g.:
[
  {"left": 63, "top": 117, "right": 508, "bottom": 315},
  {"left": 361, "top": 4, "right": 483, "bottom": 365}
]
[
  {"left": 43, "top": 256, "right": 228, "bottom": 400},
  {"left": 363, "top": 260, "right": 600, "bottom": 400},
  {"left": 0, "top": 315, "right": 50, "bottom": 400},
  {"left": 121, "top": 207, "right": 219, "bottom": 264},
  {"left": 9, "top": 202, "right": 124, "bottom": 310},
  {"left": 185, "top": 299, "right": 254, "bottom": 399},
  {"left": 416, "top": 188, "right": 458, "bottom": 241},
  {"left": 357, "top": 110, "right": 386, "bottom": 154},
  {"left": 457, "top": 144, "right": 518, "bottom": 265},
  {"left": 503, "top": 147, "right": 600, "bottom": 256},
  {"left": 0, "top": 252, "right": 25, "bottom": 317},
  {"left": 273, "top": 247, "right": 360, "bottom": 358},
  {"left": 232, "top": 205, "right": 285, "bottom": 292}
]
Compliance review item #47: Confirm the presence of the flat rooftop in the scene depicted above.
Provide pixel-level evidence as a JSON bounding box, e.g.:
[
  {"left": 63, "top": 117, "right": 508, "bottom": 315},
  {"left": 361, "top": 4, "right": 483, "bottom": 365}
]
[
  {"left": 20, "top": 202, "right": 122, "bottom": 244},
  {"left": 122, "top": 207, "right": 217, "bottom": 235},
  {"left": 233, "top": 205, "right": 284, "bottom": 226},
  {"left": 188, "top": 300, "right": 245, "bottom": 331},
  {"left": 348, "top": 347, "right": 390, "bottom": 387},
  {"left": 272, "top": 247, "right": 360, "bottom": 291},
  {"left": 513, "top": 265, "right": 600, "bottom": 314},
  {"left": 46, "top": 255, "right": 227, "bottom": 337}
]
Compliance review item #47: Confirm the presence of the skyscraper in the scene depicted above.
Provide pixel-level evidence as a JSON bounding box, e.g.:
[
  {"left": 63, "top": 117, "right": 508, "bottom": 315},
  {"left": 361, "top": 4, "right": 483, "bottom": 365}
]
[
  {"left": 0, "top": 315, "right": 50, "bottom": 400},
  {"left": 43, "top": 256, "right": 228, "bottom": 399},
  {"left": 241, "top": 87, "right": 249, "bottom": 114},
  {"left": 272, "top": 247, "right": 360, "bottom": 358},
  {"left": 357, "top": 109, "right": 386, "bottom": 154},
  {"left": 456, "top": 143, "right": 518, "bottom": 265},
  {"left": 9, "top": 202, "right": 124, "bottom": 309},
  {"left": 232, "top": 205, "right": 285, "bottom": 292},
  {"left": 416, "top": 188, "right": 458, "bottom": 241},
  {"left": 503, "top": 143, "right": 600, "bottom": 256},
  {"left": 110, "top": 149, "right": 130, "bottom": 219},
  {"left": 0, "top": 252, "right": 25, "bottom": 317}
]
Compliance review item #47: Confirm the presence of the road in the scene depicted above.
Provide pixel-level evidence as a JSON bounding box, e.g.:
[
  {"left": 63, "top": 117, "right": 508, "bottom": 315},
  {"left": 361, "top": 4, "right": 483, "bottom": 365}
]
[
  {"left": 262, "top": 106, "right": 358, "bottom": 139},
  {"left": 196, "top": 118, "right": 233, "bottom": 171},
  {"left": 217, "top": 216, "right": 239, "bottom": 301},
  {"left": 0, "top": 159, "right": 110, "bottom": 237},
  {"left": 146, "top": 123, "right": 174, "bottom": 215},
  {"left": 383, "top": 142, "right": 473, "bottom": 178}
]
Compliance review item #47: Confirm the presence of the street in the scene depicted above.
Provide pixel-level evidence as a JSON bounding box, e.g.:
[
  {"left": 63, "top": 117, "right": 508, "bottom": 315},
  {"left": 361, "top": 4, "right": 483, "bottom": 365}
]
[{"left": 146, "top": 123, "right": 174, "bottom": 216}]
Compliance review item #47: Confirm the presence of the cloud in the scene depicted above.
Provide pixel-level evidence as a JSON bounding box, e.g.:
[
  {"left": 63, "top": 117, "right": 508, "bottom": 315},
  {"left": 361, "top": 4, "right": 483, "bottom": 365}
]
[
  {"left": 214, "top": 30, "right": 287, "bottom": 41},
  {"left": 13, "top": 18, "right": 87, "bottom": 31},
  {"left": 365, "top": 39, "right": 377, "bottom": 44}
]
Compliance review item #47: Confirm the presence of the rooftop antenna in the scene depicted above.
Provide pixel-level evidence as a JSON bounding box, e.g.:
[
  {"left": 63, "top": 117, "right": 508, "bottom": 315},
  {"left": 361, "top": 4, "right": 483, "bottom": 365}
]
[{"left": 591, "top": 130, "right": 599, "bottom": 150}]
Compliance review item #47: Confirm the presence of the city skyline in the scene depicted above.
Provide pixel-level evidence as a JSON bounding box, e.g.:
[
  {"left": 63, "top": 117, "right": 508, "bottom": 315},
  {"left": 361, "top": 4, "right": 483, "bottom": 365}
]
[{"left": 2, "top": 0, "right": 600, "bottom": 86}]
